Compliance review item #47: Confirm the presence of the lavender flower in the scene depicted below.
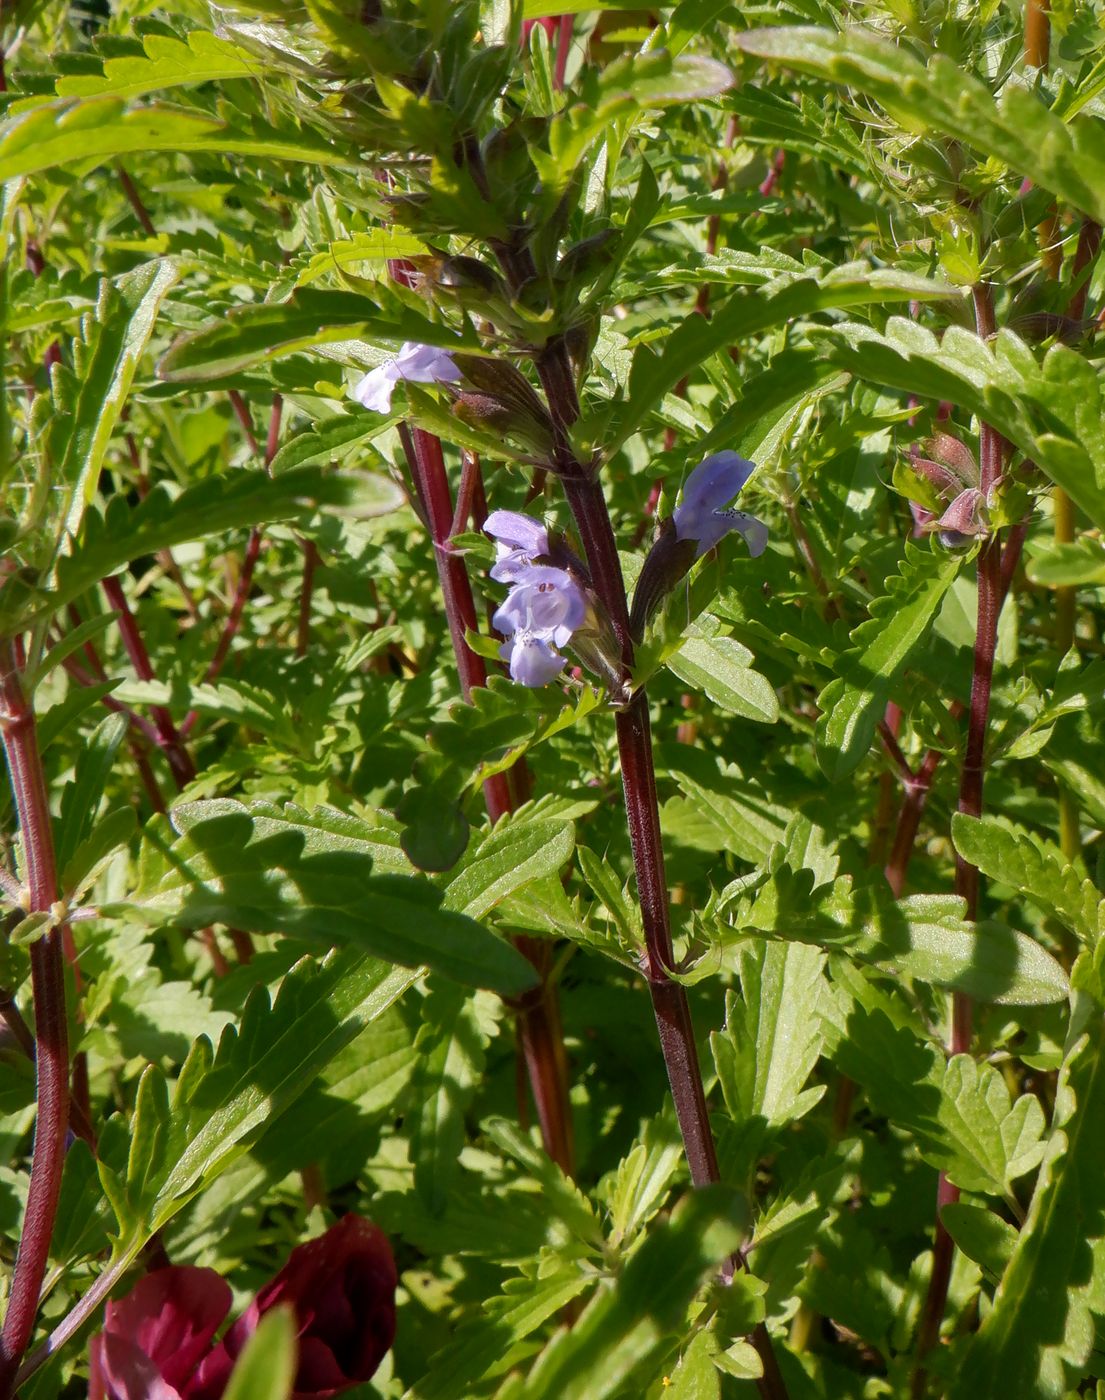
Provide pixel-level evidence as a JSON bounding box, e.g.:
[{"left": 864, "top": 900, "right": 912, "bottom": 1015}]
[
  {"left": 672, "top": 451, "right": 768, "bottom": 558},
  {"left": 485, "top": 510, "right": 550, "bottom": 582},
  {"left": 350, "top": 342, "right": 461, "bottom": 414},
  {"left": 493, "top": 564, "right": 588, "bottom": 687}
]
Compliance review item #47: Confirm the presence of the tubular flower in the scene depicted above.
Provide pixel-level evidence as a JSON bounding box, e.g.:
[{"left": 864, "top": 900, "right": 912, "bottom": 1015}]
[
  {"left": 484, "top": 509, "right": 551, "bottom": 582},
  {"left": 89, "top": 1216, "right": 397, "bottom": 1400},
  {"left": 672, "top": 451, "right": 768, "bottom": 559},
  {"left": 493, "top": 564, "right": 588, "bottom": 687},
  {"left": 350, "top": 341, "right": 461, "bottom": 413}
]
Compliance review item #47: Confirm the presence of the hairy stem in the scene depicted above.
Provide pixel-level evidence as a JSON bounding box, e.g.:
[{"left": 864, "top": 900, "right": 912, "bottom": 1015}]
[
  {"left": 533, "top": 337, "right": 788, "bottom": 1398},
  {"left": 0, "top": 640, "right": 71, "bottom": 1397},
  {"left": 912, "top": 283, "right": 1008, "bottom": 1394},
  {"left": 101, "top": 577, "right": 195, "bottom": 789},
  {"left": 394, "top": 410, "right": 575, "bottom": 1178}
]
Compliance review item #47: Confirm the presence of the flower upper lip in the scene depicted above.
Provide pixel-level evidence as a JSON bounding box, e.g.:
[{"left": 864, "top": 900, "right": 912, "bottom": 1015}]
[{"left": 349, "top": 341, "right": 461, "bottom": 414}]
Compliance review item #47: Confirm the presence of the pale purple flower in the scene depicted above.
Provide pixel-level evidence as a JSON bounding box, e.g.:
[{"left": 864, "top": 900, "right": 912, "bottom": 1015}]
[
  {"left": 485, "top": 510, "right": 550, "bottom": 582},
  {"left": 350, "top": 342, "right": 461, "bottom": 413},
  {"left": 672, "top": 451, "right": 767, "bottom": 558},
  {"left": 493, "top": 565, "right": 588, "bottom": 687}
]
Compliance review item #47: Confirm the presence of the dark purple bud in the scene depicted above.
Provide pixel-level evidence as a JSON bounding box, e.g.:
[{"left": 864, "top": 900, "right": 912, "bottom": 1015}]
[
  {"left": 924, "top": 432, "right": 979, "bottom": 489},
  {"left": 206, "top": 1216, "right": 397, "bottom": 1400},
  {"left": 935, "top": 487, "right": 988, "bottom": 538}
]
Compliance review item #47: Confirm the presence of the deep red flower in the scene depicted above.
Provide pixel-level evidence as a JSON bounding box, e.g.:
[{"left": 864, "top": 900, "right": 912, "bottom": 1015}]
[{"left": 89, "top": 1217, "right": 397, "bottom": 1400}]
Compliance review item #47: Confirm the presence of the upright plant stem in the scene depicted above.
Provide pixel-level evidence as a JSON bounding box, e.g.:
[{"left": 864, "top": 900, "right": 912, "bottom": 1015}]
[
  {"left": 180, "top": 395, "right": 283, "bottom": 738},
  {"left": 394, "top": 418, "right": 575, "bottom": 1178},
  {"left": 911, "top": 283, "right": 1007, "bottom": 1395},
  {"left": 534, "top": 338, "right": 788, "bottom": 1399},
  {"left": 102, "top": 577, "right": 196, "bottom": 788},
  {"left": 0, "top": 640, "right": 70, "bottom": 1398}
]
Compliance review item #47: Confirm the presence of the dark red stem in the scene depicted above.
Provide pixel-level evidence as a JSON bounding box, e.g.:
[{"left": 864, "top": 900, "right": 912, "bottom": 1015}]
[
  {"left": 394, "top": 409, "right": 575, "bottom": 1178},
  {"left": 912, "top": 283, "right": 1008, "bottom": 1393},
  {"left": 533, "top": 336, "right": 788, "bottom": 1397},
  {"left": 0, "top": 641, "right": 71, "bottom": 1398},
  {"left": 116, "top": 165, "right": 157, "bottom": 238},
  {"left": 101, "top": 578, "right": 195, "bottom": 788}
]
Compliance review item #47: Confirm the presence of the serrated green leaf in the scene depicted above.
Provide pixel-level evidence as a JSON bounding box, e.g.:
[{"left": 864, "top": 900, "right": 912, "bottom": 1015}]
[
  {"left": 665, "top": 626, "right": 779, "bottom": 723},
  {"left": 444, "top": 818, "right": 575, "bottom": 919},
  {"left": 711, "top": 941, "right": 827, "bottom": 1132},
  {"left": 406, "top": 1267, "right": 594, "bottom": 1400},
  {"left": 816, "top": 543, "right": 961, "bottom": 780},
  {"left": 952, "top": 813, "right": 1102, "bottom": 943},
  {"left": 736, "top": 25, "right": 1105, "bottom": 224},
  {"left": 1, "top": 467, "right": 347, "bottom": 633},
  {"left": 158, "top": 288, "right": 478, "bottom": 381},
  {"left": 810, "top": 318, "right": 1105, "bottom": 532},
  {"left": 50, "top": 260, "right": 179, "bottom": 541},
  {"left": 108, "top": 800, "right": 539, "bottom": 994},
  {"left": 101, "top": 951, "right": 416, "bottom": 1250},
  {"left": 0, "top": 97, "right": 348, "bottom": 182},
  {"left": 951, "top": 1014, "right": 1105, "bottom": 1397},
  {"left": 54, "top": 31, "right": 257, "bottom": 100},
  {"left": 518, "top": 1188, "right": 747, "bottom": 1400},
  {"left": 822, "top": 1001, "right": 1046, "bottom": 1197},
  {"left": 606, "top": 264, "right": 957, "bottom": 454}
]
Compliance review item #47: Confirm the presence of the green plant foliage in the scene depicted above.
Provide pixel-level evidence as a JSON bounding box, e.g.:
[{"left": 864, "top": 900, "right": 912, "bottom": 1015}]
[{"left": 4, "top": 2, "right": 1105, "bottom": 1397}]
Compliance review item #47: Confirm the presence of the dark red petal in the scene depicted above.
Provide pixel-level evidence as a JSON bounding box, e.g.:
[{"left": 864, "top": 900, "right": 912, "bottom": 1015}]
[
  {"left": 101, "top": 1267, "right": 233, "bottom": 1393},
  {"left": 225, "top": 1216, "right": 397, "bottom": 1398},
  {"left": 91, "top": 1331, "right": 187, "bottom": 1400}
]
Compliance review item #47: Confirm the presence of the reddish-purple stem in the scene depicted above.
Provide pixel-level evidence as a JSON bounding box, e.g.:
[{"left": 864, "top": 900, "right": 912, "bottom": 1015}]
[
  {"left": 380, "top": 289, "right": 576, "bottom": 1177},
  {"left": 758, "top": 150, "right": 786, "bottom": 197},
  {"left": 180, "top": 396, "right": 282, "bottom": 735},
  {"left": 911, "top": 284, "right": 1008, "bottom": 1393},
  {"left": 101, "top": 577, "right": 195, "bottom": 788},
  {"left": 532, "top": 335, "right": 788, "bottom": 1398},
  {"left": 0, "top": 641, "right": 71, "bottom": 1398},
  {"left": 553, "top": 14, "right": 572, "bottom": 90},
  {"left": 116, "top": 165, "right": 157, "bottom": 238}
]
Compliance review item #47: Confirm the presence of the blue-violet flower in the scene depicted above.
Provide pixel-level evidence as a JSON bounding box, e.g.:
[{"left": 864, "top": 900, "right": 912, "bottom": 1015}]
[
  {"left": 350, "top": 342, "right": 461, "bottom": 414},
  {"left": 484, "top": 509, "right": 550, "bottom": 582},
  {"left": 672, "top": 451, "right": 768, "bottom": 558},
  {"left": 493, "top": 562, "right": 588, "bottom": 687}
]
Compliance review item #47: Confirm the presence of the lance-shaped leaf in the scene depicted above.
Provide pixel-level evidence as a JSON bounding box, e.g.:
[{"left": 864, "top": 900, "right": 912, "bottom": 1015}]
[
  {"left": 724, "top": 867, "right": 1069, "bottom": 1006},
  {"left": 736, "top": 25, "right": 1105, "bottom": 224},
  {"left": 106, "top": 800, "right": 539, "bottom": 995},
  {"left": 816, "top": 542, "right": 962, "bottom": 780},
  {"left": 0, "top": 97, "right": 348, "bottom": 182},
  {"left": 54, "top": 30, "right": 257, "bottom": 100},
  {"left": 46, "top": 260, "right": 179, "bottom": 542},
  {"left": 605, "top": 263, "right": 958, "bottom": 454},
  {"left": 158, "top": 287, "right": 481, "bottom": 382},
  {"left": 713, "top": 942, "right": 827, "bottom": 1128},
  {"left": 98, "top": 951, "right": 416, "bottom": 1252},
  {"left": 0, "top": 466, "right": 347, "bottom": 634}
]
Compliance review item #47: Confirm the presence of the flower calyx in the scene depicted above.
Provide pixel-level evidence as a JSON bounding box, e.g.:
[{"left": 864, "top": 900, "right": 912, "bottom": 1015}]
[
  {"left": 630, "top": 451, "right": 768, "bottom": 641},
  {"left": 897, "top": 432, "right": 994, "bottom": 548}
]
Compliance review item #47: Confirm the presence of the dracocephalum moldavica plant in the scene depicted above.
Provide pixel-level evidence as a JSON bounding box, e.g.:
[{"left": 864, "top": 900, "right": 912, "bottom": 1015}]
[{"left": 0, "top": 0, "right": 1104, "bottom": 1395}]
